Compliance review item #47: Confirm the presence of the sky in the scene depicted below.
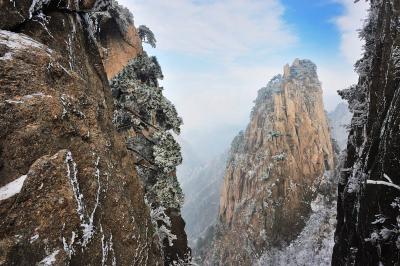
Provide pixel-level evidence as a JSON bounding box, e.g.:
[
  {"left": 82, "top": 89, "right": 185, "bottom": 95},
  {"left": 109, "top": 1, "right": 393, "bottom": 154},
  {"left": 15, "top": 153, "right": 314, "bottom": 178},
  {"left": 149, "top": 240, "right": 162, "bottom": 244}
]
[{"left": 119, "top": 0, "right": 368, "bottom": 161}]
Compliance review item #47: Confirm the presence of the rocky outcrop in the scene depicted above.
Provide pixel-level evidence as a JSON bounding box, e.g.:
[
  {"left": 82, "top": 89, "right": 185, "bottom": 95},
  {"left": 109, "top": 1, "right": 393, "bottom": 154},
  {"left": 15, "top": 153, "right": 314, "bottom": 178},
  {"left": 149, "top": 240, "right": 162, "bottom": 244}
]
[
  {"left": 333, "top": 1, "right": 400, "bottom": 265},
  {"left": 206, "top": 59, "right": 335, "bottom": 265},
  {"left": 0, "top": 2, "right": 189, "bottom": 265},
  {"left": 0, "top": 0, "right": 110, "bottom": 30}
]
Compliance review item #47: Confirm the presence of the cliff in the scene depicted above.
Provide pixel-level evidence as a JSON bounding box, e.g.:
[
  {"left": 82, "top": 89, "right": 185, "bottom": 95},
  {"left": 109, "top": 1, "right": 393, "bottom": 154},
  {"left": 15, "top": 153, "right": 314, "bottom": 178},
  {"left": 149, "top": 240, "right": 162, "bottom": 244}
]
[
  {"left": 206, "top": 59, "right": 336, "bottom": 265},
  {"left": 333, "top": 0, "right": 400, "bottom": 265},
  {"left": 0, "top": 1, "right": 189, "bottom": 265}
]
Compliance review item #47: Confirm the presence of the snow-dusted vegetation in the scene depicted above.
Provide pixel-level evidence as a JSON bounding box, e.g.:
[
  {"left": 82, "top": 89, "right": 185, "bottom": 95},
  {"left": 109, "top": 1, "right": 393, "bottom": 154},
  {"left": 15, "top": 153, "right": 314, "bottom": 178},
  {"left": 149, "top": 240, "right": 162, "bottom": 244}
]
[
  {"left": 258, "top": 196, "right": 336, "bottom": 266},
  {"left": 109, "top": 27, "right": 187, "bottom": 262}
]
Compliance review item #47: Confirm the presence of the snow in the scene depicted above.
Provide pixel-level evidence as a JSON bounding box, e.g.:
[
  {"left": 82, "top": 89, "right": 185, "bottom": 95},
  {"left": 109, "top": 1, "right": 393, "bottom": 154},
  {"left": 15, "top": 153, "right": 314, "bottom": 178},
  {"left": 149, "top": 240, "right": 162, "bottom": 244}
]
[
  {"left": 272, "top": 152, "right": 287, "bottom": 161},
  {"left": 100, "top": 225, "right": 116, "bottom": 266},
  {"left": 38, "top": 249, "right": 59, "bottom": 266},
  {"left": 64, "top": 151, "right": 102, "bottom": 248},
  {"left": 32, "top": 12, "right": 54, "bottom": 39},
  {"left": 0, "top": 30, "right": 52, "bottom": 60},
  {"left": 65, "top": 151, "right": 85, "bottom": 221},
  {"left": 62, "top": 231, "right": 76, "bottom": 259},
  {"left": 5, "top": 93, "right": 52, "bottom": 104},
  {"left": 30, "top": 234, "right": 39, "bottom": 243},
  {"left": 158, "top": 224, "right": 177, "bottom": 247},
  {"left": 0, "top": 52, "right": 13, "bottom": 61},
  {"left": 65, "top": 151, "right": 101, "bottom": 247},
  {"left": 28, "top": 0, "right": 51, "bottom": 20},
  {"left": 366, "top": 179, "right": 400, "bottom": 191},
  {"left": 0, "top": 175, "right": 27, "bottom": 201},
  {"left": 257, "top": 195, "right": 336, "bottom": 266},
  {"left": 81, "top": 156, "right": 101, "bottom": 247},
  {"left": 5, "top": 99, "right": 24, "bottom": 104}
]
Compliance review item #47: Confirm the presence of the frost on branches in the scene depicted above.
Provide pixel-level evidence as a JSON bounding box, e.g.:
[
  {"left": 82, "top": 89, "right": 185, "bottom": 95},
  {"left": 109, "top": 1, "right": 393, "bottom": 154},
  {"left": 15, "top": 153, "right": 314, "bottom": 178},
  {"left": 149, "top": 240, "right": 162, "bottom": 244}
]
[
  {"left": 110, "top": 30, "right": 185, "bottom": 253},
  {"left": 150, "top": 205, "right": 177, "bottom": 248},
  {"left": 338, "top": 84, "right": 367, "bottom": 128},
  {"left": 153, "top": 131, "right": 182, "bottom": 174},
  {"left": 365, "top": 198, "right": 400, "bottom": 251},
  {"left": 108, "top": 2, "right": 134, "bottom": 34},
  {"left": 336, "top": 0, "right": 382, "bottom": 130},
  {"left": 150, "top": 174, "right": 184, "bottom": 210},
  {"left": 110, "top": 52, "right": 182, "bottom": 133},
  {"left": 138, "top": 25, "right": 157, "bottom": 48}
]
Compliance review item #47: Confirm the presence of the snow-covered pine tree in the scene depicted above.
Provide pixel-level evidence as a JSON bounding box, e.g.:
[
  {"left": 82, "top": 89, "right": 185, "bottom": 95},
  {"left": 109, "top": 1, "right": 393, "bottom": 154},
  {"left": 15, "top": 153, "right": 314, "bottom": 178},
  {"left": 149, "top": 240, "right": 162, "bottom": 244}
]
[
  {"left": 138, "top": 25, "right": 157, "bottom": 48},
  {"left": 109, "top": 36, "right": 186, "bottom": 259}
]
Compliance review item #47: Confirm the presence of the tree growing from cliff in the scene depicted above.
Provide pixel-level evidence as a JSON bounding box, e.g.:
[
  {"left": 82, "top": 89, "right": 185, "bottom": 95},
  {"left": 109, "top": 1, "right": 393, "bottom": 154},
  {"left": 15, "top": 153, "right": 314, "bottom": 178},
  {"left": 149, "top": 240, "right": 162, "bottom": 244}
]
[
  {"left": 138, "top": 25, "right": 157, "bottom": 48},
  {"left": 153, "top": 131, "right": 182, "bottom": 174},
  {"left": 110, "top": 53, "right": 182, "bottom": 133},
  {"left": 108, "top": 2, "right": 134, "bottom": 34},
  {"left": 150, "top": 174, "right": 184, "bottom": 209},
  {"left": 110, "top": 46, "right": 184, "bottom": 245}
]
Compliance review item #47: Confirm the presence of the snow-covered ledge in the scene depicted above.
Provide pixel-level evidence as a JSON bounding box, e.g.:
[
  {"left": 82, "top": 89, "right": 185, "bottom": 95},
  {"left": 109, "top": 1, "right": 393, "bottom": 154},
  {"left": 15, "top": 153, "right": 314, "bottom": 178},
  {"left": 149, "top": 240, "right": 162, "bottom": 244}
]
[{"left": 0, "top": 175, "right": 27, "bottom": 201}]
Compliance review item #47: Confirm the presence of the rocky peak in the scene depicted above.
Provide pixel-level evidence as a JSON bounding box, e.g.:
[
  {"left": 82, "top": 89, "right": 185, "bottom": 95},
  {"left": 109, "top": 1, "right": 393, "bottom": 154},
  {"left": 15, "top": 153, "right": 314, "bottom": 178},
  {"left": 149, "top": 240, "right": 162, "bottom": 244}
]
[
  {"left": 283, "top": 59, "right": 318, "bottom": 81},
  {"left": 205, "top": 59, "right": 335, "bottom": 265}
]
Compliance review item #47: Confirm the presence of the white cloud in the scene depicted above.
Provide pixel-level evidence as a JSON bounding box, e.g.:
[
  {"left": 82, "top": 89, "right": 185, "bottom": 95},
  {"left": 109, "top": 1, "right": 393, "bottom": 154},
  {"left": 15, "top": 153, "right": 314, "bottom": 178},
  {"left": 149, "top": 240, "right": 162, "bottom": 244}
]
[
  {"left": 120, "top": 0, "right": 297, "bottom": 60},
  {"left": 316, "top": 0, "right": 368, "bottom": 111},
  {"left": 118, "top": 0, "right": 298, "bottom": 158},
  {"left": 318, "top": 62, "right": 358, "bottom": 111},
  {"left": 334, "top": 0, "right": 369, "bottom": 64},
  {"left": 116, "top": 0, "right": 369, "bottom": 159}
]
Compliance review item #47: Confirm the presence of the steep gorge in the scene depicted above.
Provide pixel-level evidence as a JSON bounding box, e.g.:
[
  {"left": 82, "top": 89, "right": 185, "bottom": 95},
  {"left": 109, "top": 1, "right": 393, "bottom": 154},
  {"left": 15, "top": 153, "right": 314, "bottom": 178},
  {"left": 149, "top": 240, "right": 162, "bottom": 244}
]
[
  {"left": 206, "top": 59, "right": 336, "bottom": 265},
  {"left": 0, "top": 1, "right": 189, "bottom": 265}
]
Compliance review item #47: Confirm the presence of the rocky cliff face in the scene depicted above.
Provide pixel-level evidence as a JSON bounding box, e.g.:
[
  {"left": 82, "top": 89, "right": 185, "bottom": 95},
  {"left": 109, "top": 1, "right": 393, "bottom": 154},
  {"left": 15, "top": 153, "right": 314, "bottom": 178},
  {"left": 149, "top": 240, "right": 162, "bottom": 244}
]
[
  {"left": 206, "top": 59, "right": 336, "bottom": 265},
  {"left": 333, "top": 1, "right": 400, "bottom": 265},
  {"left": 0, "top": 1, "right": 189, "bottom": 265}
]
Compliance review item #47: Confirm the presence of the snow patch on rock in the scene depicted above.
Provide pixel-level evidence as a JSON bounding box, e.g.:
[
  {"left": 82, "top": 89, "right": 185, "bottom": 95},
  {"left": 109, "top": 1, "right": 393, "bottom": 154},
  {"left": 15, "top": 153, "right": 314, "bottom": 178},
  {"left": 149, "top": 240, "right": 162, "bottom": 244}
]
[
  {"left": 0, "top": 175, "right": 27, "bottom": 201},
  {"left": 38, "top": 249, "right": 59, "bottom": 266},
  {"left": 0, "top": 30, "right": 52, "bottom": 60}
]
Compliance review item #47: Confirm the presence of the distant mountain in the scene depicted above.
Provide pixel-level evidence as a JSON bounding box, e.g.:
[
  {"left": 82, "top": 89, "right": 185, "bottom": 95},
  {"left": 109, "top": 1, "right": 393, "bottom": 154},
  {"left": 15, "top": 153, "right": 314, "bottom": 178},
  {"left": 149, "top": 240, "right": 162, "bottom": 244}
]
[
  {"left": 180, "top": 151, "right": 227, "bottom": 243},
  {"left": 328, "top": 102, "right": 351, "bottom": 150}
]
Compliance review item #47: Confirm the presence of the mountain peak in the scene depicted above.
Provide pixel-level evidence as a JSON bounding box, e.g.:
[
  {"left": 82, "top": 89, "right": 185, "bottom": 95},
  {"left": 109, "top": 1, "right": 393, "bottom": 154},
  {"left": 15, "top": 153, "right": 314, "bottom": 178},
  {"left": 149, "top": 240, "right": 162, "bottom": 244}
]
[{"left": 283, "top": 58, "right": 318, "bottom": 80}]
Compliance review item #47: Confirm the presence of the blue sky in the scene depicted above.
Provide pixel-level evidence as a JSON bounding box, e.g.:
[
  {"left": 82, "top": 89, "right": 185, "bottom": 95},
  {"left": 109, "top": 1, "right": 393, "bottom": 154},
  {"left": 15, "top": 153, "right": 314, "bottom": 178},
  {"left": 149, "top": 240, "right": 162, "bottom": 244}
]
[{"left": 119, "top": 0, "right": 368, "bottom": 161}]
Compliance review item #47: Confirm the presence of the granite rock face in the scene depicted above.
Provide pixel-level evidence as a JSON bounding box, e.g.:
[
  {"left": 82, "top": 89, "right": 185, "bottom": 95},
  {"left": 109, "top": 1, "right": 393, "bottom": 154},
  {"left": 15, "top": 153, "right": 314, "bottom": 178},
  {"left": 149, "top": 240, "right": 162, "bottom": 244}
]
[
  {"left": 206, "top": 59, "right": 336, "bottom": 265},
  {"left": 333, "top": 1, "right": 400, "bottom": 265},
  {"left": 0, "top": 2, "right": 189, "bottom": 265},
  {"left": 0, "top": 0, "right": 111, "bottom": 30}
]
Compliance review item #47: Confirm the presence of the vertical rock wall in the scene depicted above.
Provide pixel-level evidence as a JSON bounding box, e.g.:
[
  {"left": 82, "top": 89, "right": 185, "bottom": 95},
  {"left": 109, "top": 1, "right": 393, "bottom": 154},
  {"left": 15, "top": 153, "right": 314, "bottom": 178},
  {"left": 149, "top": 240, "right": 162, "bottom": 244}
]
[
  {"left": 333, "top": 1, "right": 400, "bottom": 265},
  {"left": 0, "top": 1, "right": 189, "bottom": 265}
]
